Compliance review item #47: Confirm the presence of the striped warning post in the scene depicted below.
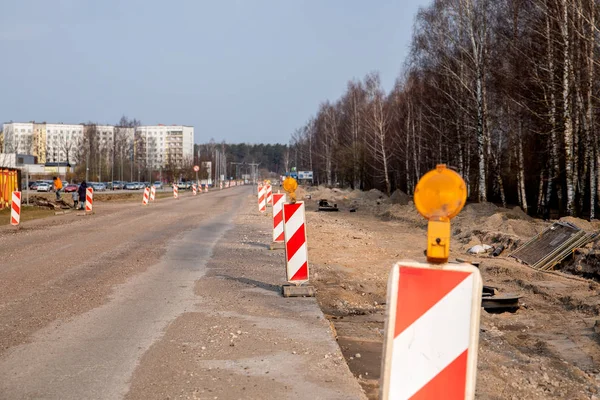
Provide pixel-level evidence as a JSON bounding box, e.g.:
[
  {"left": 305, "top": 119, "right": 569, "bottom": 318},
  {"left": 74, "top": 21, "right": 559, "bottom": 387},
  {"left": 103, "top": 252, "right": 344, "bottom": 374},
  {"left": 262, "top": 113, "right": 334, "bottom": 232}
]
[
  {"left": 142, "top": 187, "right": 150, "bottom": 205},
  {"left": 192, "top": 184, "right": 197, "bottom": 195},
  {"left": 380, "top": 261, "right": 482, "bottom": 400},
  {"left": 150, "top": 186, "right": 156, "bottom": 201},
  {"left": 220, "top": 181, "right": 223, "bottom": 190},
  {"left": 257, "top": 185, "right": 266, "bottom": 213},
  {"left": 266, "top": 184, "right": 273, "bottom": 206},
  {"left": 272, "top": 193, "right": 285, "bottom": 242},
  {"left": 226, "top": 181, "right": 230, "bottom": 188},
  {"left": 10, "top": 191, "right": 21, "bottom": 226},
  {"left": 283, "top": 201, "right": 308, "bottom": 283},
  {"left": 204, "top": 184, "right": 208, "bottom": 193},
  {"left": 173, "top": 184, "right": 178, "bottom": 199},
  {"left": 85, "top": 187, "right": 93, "bottom": 212}
]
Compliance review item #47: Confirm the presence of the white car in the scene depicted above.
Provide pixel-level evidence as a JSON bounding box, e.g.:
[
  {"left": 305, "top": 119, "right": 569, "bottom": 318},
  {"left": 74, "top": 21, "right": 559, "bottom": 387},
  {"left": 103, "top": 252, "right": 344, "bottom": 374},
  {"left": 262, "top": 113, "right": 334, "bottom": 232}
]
[{"left": 36, "top": 182, "right": 51, "bottom": 192}]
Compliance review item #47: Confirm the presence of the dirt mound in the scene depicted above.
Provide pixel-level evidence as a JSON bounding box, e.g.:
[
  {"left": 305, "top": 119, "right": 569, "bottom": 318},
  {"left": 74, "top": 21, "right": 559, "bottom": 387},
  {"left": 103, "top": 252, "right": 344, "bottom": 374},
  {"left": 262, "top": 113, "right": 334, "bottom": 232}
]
[
  {"left": 559, "top": 216, "right": 596, "bottom": 232},
  {"left": 378, "top": 204, "right": 425, "bottom": 228},
  {"left": 390, "top": 190, "right": 410, "bottom": 205},
  {"left": 452, "top": 204, "right": 546, "bottom": 253},
  {"left": 364, "top": 189, "right": 386, "bottom": 201},
  {"left": 566, "top": 248, "right": 600, "bottom": 281},
  {"left": 29, "top": 195, "right": 72, "bottom": 210}
]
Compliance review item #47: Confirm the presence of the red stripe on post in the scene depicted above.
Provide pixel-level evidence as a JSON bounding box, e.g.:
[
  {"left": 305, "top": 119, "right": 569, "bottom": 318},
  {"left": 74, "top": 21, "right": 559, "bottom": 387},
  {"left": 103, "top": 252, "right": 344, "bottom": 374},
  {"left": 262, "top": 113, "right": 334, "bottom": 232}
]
[
  {"left": 409, "top": 350, "right": 468, "bottom": 400},
  {"left": 273, "top": 210, "right": 283, "bottom": 226},
  {"left": 284, "top": 203, "right": 302, "bottom": 223},
  {"left": 286, "top": 224, "right": 305, "bottom": 261},
  {"left": 290, "top": 261, "right": 308, "bottom": 281},
  {"left": 395, "top": 267, "right": 470, "bottom": 338}
]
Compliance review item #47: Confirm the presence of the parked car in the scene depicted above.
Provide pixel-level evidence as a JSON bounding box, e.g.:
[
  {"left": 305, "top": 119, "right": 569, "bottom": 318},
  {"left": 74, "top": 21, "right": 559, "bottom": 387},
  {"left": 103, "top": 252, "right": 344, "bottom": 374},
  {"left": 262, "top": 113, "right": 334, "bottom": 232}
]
[
  {"left": 36, "top": 182, "right": 51, "bottom": 192},
  {"left": 124, "top": 182, "right": 137, "bottom": 190},
  {"left": 112, "top": 181, "right": 124, "bottom": 190},
  {"left": 64, "top": 184, "right": 78, "bottom": 193},
  {"left": 90, "top": 182, "right": 106, "bottom": 191},
  {"left": 153, "top": 181, "right": 163, "bottom": 189}
]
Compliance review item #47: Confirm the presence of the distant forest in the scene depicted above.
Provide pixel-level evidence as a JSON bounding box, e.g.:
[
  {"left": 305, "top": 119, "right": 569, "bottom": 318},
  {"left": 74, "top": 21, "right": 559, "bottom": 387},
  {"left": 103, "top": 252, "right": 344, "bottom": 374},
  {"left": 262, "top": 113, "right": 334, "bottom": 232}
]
[
  {"left": 194, "top": 142, "right": 289, "bottom": 178},
  {"left": 289, "top": 0, "right": 600, "bottom": 219}
]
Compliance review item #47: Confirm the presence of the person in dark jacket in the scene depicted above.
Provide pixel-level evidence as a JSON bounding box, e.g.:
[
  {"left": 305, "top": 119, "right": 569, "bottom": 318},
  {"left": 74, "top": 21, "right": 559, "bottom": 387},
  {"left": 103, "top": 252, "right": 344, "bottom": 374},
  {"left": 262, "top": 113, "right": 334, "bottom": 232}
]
[{"left": 78, "top": 181, "right": 87, "bottom": 210}]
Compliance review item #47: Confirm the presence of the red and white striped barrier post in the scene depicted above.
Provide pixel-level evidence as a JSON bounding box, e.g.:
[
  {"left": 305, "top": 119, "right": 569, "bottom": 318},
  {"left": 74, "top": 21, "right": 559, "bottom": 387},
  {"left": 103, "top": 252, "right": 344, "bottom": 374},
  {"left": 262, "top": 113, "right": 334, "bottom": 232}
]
[
  {"left": 380, "top": 261, "right": 482, "bottom": 400},
  {"left": 85, "top": 187, "right": 93, "bottom": 212},
  {"left": 226, "top": 181, "right": 230, "bottom": 188},
  {"left": 257, "top": 185, "right": 266, "bottom": 213},
  {"left": 142, "top": 187, "right": 150, "bottom": 205},
  {"left": 150, "top": 186, "right": 156, "bottom": 201},
  {"left": 269, "top": 193, "right": 286, "bottom": 249},
  {"left": 283, "top": 201, "right": 309, "bottom": 283},
  {"left": 192, "top": 184, "right": 197, "bottom": 196},
  {"left": 266, "top": 184, "right": 273, "bottom": 206},
  {"left": 204, "top": 184, "right": 208, "bottom": 193},
  {"left": 173, "top": 184, "right": 178, "bottom": 199},
  {"left": 220, "top": 181, "right": 223, "bottom": 190},
  {"left": 10, "top": 191, "right": 21, "bottom": 226}
]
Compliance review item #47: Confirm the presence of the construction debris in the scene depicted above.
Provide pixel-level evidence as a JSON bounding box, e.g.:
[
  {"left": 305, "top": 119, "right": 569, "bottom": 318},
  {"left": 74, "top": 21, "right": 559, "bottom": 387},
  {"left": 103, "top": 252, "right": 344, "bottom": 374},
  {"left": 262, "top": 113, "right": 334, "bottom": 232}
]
[
  {"left": 482, "top": 292, "right": 521, "bottom": 312},
  {"left": 30, "top": 196, "right": 72, "bottom": 210},
  {"left": 318, "top": 199, "right": 339, "bottom": 212},
  {"left": 467, "top": 244, "right": 492, "bottom": 254},
  {"left": 510, "top": 221, "right": 599, "bottom": 271}
]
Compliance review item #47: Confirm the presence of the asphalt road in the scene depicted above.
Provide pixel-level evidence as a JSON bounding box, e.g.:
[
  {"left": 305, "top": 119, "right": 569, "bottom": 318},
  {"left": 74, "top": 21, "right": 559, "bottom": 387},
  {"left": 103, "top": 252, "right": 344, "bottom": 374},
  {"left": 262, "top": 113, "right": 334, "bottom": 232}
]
[{"left": 0, "top": 187, "right": 364, "bottom": 399}]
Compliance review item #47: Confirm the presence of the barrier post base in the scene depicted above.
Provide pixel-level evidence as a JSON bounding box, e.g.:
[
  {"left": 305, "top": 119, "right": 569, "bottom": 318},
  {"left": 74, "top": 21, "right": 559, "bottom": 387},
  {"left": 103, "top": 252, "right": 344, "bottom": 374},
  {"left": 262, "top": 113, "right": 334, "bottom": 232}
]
[
  {"left": 76, "top": 211, "right": 95, "bottom": 216},
  {"left": 282, "top": 284, "right": 315, "bottom": 298},
  {"left": 269, "top": 242, "right": 285, "bottom": 251}
]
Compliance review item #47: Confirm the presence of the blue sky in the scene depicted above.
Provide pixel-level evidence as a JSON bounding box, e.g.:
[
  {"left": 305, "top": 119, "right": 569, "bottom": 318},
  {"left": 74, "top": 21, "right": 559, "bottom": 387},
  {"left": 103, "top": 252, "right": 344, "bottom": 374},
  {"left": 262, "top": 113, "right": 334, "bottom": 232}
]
[{"left": 1, "top": 0, "right": 429, "bottom": 144}]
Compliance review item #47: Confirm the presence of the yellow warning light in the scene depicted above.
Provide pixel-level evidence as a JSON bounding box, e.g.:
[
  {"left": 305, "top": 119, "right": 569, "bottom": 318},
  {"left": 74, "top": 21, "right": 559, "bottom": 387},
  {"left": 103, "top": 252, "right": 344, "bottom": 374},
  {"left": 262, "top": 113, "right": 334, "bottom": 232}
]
[
  {"left": 414, "top": 164, "right": 467, "bottom": 264},
  {"left": 283, "top": 177, "right": 298, "bottom": 203}
]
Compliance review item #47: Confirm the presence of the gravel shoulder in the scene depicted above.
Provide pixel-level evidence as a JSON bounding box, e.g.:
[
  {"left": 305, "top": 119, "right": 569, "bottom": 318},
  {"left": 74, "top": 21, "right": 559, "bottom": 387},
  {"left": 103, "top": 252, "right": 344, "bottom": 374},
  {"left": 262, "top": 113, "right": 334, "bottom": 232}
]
[{"left": 126, "top": 193, "right": 366, "bottom": 400}]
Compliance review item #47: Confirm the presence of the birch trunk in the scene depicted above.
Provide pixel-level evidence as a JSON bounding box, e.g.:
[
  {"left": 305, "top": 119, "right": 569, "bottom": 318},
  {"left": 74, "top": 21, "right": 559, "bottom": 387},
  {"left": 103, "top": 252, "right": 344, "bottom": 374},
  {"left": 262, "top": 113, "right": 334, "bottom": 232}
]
[
  {"left": 586, "top": 0, "right": 596, "bottom": 219},
  {"left": 517, "top": 122, "right": 528, "bottom": 213},
  {"left": 561, "top": 0, "right": 576, "bottom": 215}
]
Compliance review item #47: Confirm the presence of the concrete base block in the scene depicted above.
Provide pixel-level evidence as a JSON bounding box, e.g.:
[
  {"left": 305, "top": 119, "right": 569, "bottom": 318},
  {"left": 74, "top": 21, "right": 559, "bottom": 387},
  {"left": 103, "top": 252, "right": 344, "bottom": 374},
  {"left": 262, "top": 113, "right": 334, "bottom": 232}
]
[
  {"left": 269, "top": 242, "right": 285, "bottom": 250},
  {"left": 76, "top": 211, "right": 95, "bottom": 216},
  {"left": 55, "top": 210, "right": 73, "bottom": 215},
  {"left": 282, "top": 284, "right": 315, "bottom": 298}
]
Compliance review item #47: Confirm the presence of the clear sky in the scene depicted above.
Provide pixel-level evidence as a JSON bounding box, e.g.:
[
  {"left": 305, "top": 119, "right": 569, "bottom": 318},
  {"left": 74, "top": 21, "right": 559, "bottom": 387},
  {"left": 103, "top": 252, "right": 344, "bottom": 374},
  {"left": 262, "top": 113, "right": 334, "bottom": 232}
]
[{"left": 1, "top": 0, "right": 429, "bottom": 144}]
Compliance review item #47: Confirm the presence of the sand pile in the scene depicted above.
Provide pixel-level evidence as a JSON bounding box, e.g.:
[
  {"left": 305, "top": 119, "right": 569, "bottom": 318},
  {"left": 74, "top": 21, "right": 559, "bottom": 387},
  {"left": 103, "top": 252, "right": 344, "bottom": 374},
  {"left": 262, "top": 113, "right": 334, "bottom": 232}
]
[{"left": 452, "top": 203, "right": 546, "bottom": 252}]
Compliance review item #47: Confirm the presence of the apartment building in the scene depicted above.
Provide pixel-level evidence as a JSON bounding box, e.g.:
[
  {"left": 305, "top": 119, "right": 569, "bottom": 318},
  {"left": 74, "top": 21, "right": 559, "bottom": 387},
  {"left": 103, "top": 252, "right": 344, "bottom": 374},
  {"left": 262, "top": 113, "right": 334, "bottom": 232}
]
[
  {"left": 2, "top": 122, "right": 193, "bottom": 168},
  {"left": 134, "top": 125, "right": 194, "bottom": 168}
]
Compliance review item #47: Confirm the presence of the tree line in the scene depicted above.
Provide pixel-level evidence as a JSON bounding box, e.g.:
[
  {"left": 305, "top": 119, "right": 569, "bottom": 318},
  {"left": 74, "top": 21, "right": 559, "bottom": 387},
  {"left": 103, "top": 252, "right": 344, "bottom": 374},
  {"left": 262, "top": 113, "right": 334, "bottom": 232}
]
[
  {"left": 194, "top": 142, "right": 289, "bottom": 179},
  {"left": 290, "top": 0, "right": 599, "bottom": 218}
]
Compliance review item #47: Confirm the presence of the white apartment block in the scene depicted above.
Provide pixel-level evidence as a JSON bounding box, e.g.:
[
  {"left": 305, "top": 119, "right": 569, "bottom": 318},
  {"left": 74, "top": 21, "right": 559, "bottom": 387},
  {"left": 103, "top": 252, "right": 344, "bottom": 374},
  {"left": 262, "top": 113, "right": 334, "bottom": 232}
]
[
  {"left": 2, "top": 122, "right": 34, "bottom": 154},
  {"left": 45, "top": 123, "right": 84, "bottom": 164},
  {"left": 135, "top": 125, "right": 194, "bottom": 168},
  {"left": 1, "top": 122, "right": 193, "bottom": 168}
]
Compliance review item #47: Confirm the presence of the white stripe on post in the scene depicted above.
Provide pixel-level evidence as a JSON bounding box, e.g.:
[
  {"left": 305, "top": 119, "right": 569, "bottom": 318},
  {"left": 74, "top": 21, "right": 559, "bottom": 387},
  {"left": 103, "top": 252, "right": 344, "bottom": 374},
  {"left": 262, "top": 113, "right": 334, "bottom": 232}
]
[
  {"left": 11, "top": 191, "right": 21, "bottom": 226},
  {"left": 85, "top": 187, "right": 93, "bottom": 212}
]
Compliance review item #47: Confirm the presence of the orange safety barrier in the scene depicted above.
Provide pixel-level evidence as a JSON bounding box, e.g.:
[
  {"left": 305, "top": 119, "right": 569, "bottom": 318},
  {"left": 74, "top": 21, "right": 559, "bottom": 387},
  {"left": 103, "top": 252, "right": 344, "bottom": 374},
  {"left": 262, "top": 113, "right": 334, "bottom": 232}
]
[{"left": 0, "top": 169, "right": 20, "bottom": 210}]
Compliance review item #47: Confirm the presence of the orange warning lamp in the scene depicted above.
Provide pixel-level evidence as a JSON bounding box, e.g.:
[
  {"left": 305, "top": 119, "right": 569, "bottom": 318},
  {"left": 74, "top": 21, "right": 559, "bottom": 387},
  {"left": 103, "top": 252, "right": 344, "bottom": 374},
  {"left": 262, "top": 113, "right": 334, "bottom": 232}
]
[
  {"left": 283, "top": 177, "right": 298, "bottom": 203},
  {"left": 414, "top": 164, "right": 467, "bottom": 264}
]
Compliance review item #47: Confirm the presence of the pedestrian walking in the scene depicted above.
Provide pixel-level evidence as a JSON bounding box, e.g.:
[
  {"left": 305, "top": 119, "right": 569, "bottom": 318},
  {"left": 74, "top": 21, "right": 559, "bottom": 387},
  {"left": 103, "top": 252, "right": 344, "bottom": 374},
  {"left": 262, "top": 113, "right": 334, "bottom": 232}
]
[
  {"left": 78, "top": 181, "right": 87, "bottom": 210},
  {"left": 53, "top": 176, "right": 63, "bottom": 201},
  {"left": 72, "top": 185, "right": 79, "bottom": 209}
]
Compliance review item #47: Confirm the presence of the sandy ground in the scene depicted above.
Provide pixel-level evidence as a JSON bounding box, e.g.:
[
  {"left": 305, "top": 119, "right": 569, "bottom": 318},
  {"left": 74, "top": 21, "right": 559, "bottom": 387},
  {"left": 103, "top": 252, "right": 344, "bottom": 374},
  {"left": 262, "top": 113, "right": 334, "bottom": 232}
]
[{"left": 299, "top": 188, "right": 600, "bottom": 399}]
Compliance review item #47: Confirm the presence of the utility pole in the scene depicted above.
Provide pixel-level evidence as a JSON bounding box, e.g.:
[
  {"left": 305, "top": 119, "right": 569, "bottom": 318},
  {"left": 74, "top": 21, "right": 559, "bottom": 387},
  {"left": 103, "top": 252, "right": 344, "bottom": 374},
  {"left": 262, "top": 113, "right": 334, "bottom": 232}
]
[{"left": 248, "top": 162, "right": 259, "bottom": 184}]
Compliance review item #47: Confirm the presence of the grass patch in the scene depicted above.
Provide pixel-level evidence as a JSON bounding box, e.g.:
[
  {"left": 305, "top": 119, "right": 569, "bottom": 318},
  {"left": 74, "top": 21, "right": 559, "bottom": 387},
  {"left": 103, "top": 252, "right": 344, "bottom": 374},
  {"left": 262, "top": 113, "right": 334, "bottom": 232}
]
[{"left": 0, "top": 206, "right": 57, "bottom": 225}]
